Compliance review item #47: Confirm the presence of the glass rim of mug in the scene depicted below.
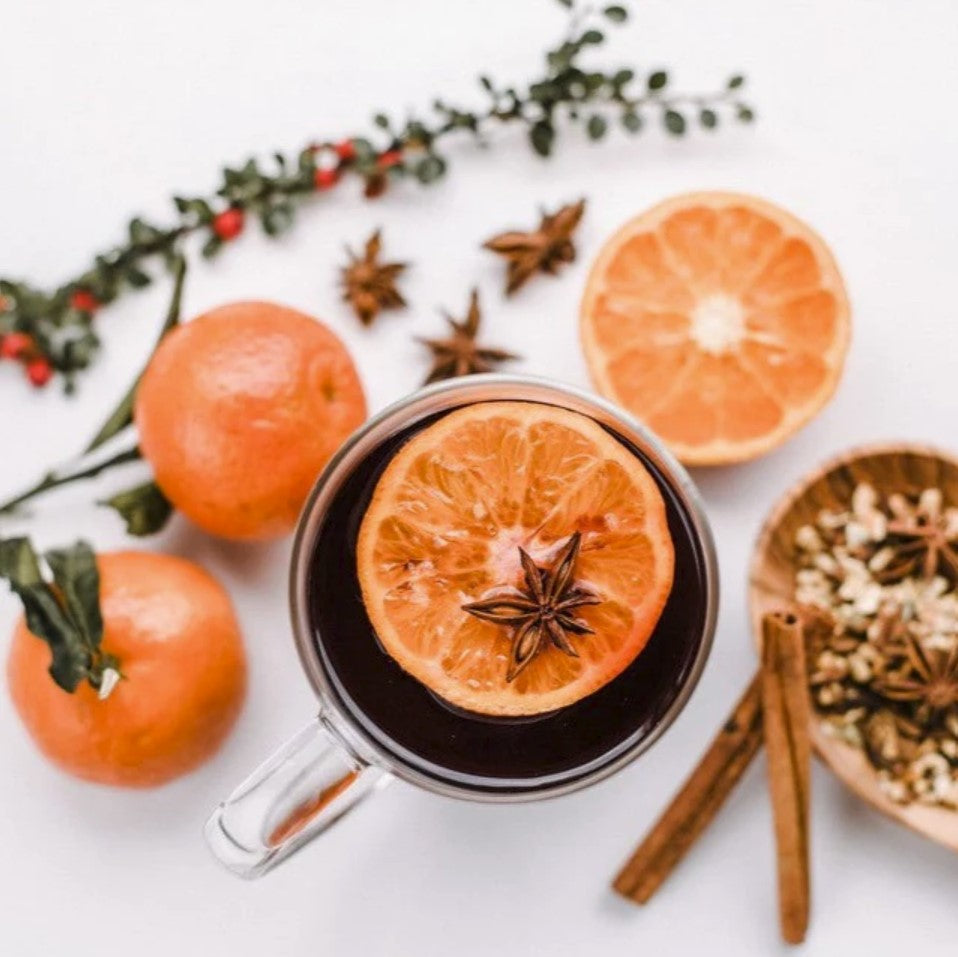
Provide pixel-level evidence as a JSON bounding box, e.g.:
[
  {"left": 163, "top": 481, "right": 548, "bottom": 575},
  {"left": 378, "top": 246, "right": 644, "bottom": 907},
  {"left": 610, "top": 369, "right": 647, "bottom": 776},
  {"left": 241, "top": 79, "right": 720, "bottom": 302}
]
[{"left": 288, "top": 373, "right": 719, "bottom": 803}]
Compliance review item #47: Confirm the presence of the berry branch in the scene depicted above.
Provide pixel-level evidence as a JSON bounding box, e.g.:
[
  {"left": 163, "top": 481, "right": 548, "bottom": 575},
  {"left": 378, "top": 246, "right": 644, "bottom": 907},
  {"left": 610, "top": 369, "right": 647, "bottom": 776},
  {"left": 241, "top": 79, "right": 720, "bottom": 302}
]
[
  {"left": 0, "top": 446, "right": 143, "bottom": 518},
  {"left": 0, "top": 0, "right": 752, "bottom": 392},
  {"left": 0, "top": 257, "right": 185, "bottom": 524}
]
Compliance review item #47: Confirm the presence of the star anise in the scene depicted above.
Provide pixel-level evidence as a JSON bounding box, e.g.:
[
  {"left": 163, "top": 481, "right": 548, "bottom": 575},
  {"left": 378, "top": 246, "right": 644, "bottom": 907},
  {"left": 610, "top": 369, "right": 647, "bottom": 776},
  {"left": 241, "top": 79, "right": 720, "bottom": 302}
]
[
  {"left": 483, "top": 198, "right": 586, "bottom": 295},
  {"left": 418, "top": 288, "right": 518, "bottom": 384},
  {"left": 876, "top": 633, "right": 958, "bottom": 723},
  {"left": 461, "top": 531, "right": 600, "bottom": 681},
  {"left": 882, "top": 490, "right": 958, "bottom": 582},
  {"left": 340, "top": 229, "right": 407, "bottom": 326}
]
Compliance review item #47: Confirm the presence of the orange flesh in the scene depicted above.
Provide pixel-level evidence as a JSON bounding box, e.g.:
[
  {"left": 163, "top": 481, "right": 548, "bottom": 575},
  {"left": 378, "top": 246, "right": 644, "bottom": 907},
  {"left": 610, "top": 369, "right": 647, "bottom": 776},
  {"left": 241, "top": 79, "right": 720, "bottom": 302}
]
[
  {"left": 356, "top": 401, "right": 675, "bottom": 716},
  {"left": 581, "top": 192, "right": 851, "bottom": 465}
]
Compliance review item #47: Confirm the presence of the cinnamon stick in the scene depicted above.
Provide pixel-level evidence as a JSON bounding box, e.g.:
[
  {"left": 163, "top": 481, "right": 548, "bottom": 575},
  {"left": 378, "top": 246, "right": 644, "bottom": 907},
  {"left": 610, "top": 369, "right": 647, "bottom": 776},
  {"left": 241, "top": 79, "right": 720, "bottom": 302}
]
[
  {"left": 613, "top": 672, "right": 763, "bottom": 904},
  {"left": 761, "top": 610, "right": 812, "bottom": 945}
]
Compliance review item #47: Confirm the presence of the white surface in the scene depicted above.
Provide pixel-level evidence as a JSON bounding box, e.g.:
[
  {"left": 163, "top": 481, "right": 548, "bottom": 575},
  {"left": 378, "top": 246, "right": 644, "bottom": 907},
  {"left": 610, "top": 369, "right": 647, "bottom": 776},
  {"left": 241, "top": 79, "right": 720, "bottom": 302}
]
[{"left": 2, "top": 1, "right": 958, "bottom": 954}]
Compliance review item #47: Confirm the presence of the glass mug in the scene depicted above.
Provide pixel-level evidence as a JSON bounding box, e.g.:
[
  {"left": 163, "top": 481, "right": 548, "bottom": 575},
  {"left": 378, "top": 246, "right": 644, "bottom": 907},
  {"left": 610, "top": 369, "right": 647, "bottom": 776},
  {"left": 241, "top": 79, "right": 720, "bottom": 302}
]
[{"left": 205, "top": 375, "right": 719, "bottom": 878}]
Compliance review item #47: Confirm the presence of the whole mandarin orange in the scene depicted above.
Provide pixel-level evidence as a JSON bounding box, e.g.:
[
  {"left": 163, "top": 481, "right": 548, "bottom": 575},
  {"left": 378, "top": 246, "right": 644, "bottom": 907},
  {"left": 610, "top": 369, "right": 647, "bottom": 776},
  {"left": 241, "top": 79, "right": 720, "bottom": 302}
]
[
  {"left": 135, "top": 301, "right": 366, "bottom": 540},
  {"left": 7, "top": 551, "right": 246, "bottom": 788}
]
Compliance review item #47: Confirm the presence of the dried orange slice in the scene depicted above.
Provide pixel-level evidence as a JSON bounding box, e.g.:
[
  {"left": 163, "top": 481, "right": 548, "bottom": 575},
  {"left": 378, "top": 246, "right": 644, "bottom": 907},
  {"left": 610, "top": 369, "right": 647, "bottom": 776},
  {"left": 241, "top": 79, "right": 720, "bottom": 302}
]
[
  {"left": 581, "top": 192, "right": 851, "bottom": 465},
  {"left": 356, "top": 401, "right": 675, "bottom": 716}
]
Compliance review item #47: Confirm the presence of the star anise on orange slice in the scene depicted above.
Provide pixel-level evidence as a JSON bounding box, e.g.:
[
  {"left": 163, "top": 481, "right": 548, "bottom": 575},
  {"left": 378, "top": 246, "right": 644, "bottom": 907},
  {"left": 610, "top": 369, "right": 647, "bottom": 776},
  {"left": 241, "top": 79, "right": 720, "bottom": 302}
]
[
  {"left": 418, "top": 288, "right": 518, "bottom": 384},
  {"left": 340, "top": 229, "right": 407, "bottom": 326},
  {"left": 483, "top": 198, "right": 586, "bottom": 294},
  {"left": 355, "top": 401, "right": 675, "bottom": 716},
  {"left": 462, "top": 532, "right": 601, "bottom": 682}
]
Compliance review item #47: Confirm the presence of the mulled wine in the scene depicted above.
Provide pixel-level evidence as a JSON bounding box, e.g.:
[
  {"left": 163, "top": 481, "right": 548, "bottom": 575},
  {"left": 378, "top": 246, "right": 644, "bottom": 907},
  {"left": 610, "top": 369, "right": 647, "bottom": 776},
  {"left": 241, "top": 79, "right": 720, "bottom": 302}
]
[{"left": 306, "top": 402, "right": 711, "bottom": 793}]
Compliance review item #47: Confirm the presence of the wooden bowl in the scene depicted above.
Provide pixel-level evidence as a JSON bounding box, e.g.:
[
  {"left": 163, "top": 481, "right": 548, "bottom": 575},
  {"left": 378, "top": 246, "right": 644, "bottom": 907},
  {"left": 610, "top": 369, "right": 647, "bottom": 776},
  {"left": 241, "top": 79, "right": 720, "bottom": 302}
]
[{"left": 749, "top": 442, "right": 958, "bottom": 851}]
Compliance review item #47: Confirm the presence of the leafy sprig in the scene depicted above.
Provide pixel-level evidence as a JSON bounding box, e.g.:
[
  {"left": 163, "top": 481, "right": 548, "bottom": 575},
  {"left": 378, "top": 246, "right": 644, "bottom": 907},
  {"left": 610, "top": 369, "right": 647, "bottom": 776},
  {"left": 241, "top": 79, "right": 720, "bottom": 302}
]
[
  {"left": 0, "top": 260, "right": 185, "bottom": 531},
  {"left": 0, "top": 0, "right": 751, "bottom": 391},
  {"left": 0, "top": 537, "right": 117, "bottom": 693}
]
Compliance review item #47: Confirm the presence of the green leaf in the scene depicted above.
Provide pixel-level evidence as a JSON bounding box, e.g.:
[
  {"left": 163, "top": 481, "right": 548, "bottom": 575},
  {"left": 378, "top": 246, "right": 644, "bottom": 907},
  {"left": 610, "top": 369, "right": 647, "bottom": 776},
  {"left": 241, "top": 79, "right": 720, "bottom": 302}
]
[
  {"left": 173, "top": 197, "right": 213, "bottom": 223},
  {"left": 587, "top": 114, "right": 608, "bottom": 140},
  {"left": 44, "top": 542, "right": 103, "bottom": 652},
  {"left": 124, "top": 265, "right": 152, "bottom": 288},
  {"left": 647, "top": 71, "right": 668, "bottom": 91},
  {"left": 547, "top": 43, "right": 575, "bottom": 72},
  {"left": 128, "top": 218, "right": 162, "bottom": 245},
  {"left": 737, "top": 105, "right": 756, "bottom": 123},
  {"left": 350, "top": 138, "right": 376, "bottom": 162},
  {"left": 581, "top": 29, "right": 604, "bottom": 45},
  {"left": 612, "top": 68, "right": 634, "bottom": 87},
  {"left": 100, "top": 482, "right": 173, "bottom": 537},
  {"left": 373, "top": 113, "right": 390, "bottom": 129},
  {"left": 415, "top": 154, "right": 447, "bottom": 184},
  {"left": 603, "top": 5, "right": 628, "bottom": 22},
  {"left": 699, "top": 108, "right": 718, "bottom": 130},
  {"left": 262, "top": 203, "right": 294, "bottom": 237},
  {"left": 0, "top": 538, "right": 90, "bottom": 692},
  {"left": 555, "top": 0, "right": 573, "bottom": 8},
  {"left": 621, "top": 109, "right": 643, "bottom": 133},
  {"left": 297, "top": 148, "right": 317, "bottom": 175},
  {"left": 202, "top": 235, "right": 223, "bottom": 259},
  {"left": 585, "top": 71, "right": 606, "bottom": 92},
  {"left": 61, "top": 332, "right": 100, "bottom": 373},
  {"left": 727, "top": 74, "right": 745, "bottom": 90},
  {"left": 85, "top": 256, "right": 187, "bottom": 453},
  {"left": 664, "top": 110, "right": 686, "bottom": 135},
  {"left": 529, "top": 120, "right": 555, "bottom": 157}
]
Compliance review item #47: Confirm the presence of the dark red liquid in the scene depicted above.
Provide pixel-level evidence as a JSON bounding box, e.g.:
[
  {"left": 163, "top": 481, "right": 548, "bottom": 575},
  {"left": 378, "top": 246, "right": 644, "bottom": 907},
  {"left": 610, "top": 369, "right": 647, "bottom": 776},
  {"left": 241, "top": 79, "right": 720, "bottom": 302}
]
[{"left": 307, "top": 405, "right": 711, "bottom": 793}]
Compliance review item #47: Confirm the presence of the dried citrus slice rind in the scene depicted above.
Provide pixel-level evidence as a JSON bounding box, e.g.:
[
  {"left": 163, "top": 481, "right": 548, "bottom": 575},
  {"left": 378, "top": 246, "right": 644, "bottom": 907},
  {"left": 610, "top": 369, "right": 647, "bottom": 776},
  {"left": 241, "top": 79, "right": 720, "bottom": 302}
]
[
  {"left": 581, "top": 192, "right": 851, "bottom": 465},
  {"left": 356, "top": 401, "right": 675, "bottom": 716}
]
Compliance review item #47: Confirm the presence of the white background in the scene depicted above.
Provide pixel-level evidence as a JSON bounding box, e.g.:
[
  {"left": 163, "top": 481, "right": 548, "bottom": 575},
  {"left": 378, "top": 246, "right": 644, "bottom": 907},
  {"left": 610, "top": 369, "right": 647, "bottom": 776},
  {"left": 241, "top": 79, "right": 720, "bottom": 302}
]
[{"left": 2, "top": 1, "right": 958, "bottom": 954}]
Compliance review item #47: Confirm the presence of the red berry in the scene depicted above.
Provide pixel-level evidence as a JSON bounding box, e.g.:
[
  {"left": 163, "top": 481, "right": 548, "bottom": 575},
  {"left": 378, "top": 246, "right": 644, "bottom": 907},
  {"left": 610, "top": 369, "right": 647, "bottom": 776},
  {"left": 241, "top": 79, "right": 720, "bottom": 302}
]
[
  {"left": 26, "top": 358, "right": 53, "bottom": 387},
  {"left": 334, "top": 140, "right": 357, "bottom": 162},
  {"left": 377, "top": 150, "right": 403, "bottom": 169},
  {"left": 70, "top": 289, "right": 99, "bottom": 312},
  {"left": 212, "top": 207, "right": 245, "bottom": 240},
  {"left": 314, "top": 168, "right": 339, "bottom": 191},
  {"left": 0, "top": 332, "right": 33, "bottom": 360}
]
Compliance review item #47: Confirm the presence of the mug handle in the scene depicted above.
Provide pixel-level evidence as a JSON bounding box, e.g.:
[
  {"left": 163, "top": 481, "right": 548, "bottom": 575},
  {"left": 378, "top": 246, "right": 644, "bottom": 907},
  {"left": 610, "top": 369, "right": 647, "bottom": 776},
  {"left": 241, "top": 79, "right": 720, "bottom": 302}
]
[{"left": 204, "top": 714, "right": 390, "bottom": 878}]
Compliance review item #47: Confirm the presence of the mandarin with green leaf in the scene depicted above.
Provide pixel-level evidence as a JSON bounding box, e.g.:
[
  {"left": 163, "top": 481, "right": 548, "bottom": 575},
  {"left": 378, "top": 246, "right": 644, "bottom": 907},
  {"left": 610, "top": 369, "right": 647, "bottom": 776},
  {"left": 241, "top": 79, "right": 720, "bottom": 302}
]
[{"left": 7, "top": 551, "right": 246, "bottom": 788}]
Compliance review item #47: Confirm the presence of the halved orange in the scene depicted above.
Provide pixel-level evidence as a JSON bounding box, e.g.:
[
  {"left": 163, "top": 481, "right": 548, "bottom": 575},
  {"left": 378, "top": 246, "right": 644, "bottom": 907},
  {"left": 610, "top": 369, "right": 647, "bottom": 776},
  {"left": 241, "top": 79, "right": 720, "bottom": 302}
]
[
  {"left": 581, "top": 192, "right": 851, "bottom": 465},
  {"left": 356, "top": 401, "right": 675, "bottom": 716}
]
